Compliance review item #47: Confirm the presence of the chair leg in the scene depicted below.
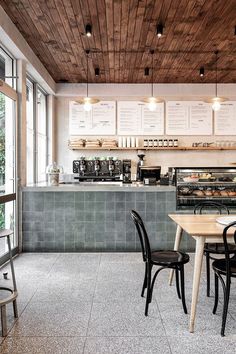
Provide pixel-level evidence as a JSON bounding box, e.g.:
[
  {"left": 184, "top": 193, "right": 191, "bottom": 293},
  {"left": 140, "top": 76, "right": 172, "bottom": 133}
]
[
  {"left": 180, "top": 266, "right": 188, "bottom": 314},
  {"left": 141, "top": 262, "right": 147, "bottom": 297},
  {"left": 205, "top": 252, "right": 211, "bottom": 297},
  {"left": 175, "top": 268, "right": 181, "bottom": 299},
  {"left": 1, "top": 305, "right": 7, "bottom": 337},
  {"left": 221, "top": 278, "right": 231, "bottom": 337},
  {"left": 145, "top": 263, "right": 152, "bottom": 316},
  {"left": 13, "top": 300, "right": 18, "bottom": 318},
  {"left": 212, "top": 273, "right": 219, "bottom": 314}
]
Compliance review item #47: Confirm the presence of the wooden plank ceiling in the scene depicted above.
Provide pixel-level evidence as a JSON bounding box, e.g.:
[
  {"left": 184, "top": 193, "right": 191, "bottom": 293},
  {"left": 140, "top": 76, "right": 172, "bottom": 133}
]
[{"left": 0, "top": 0, "right": 236, "bottom": 83}]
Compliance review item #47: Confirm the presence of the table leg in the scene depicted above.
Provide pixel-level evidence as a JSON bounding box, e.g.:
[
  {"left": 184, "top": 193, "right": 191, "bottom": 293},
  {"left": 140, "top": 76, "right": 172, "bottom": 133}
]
[
  {"left": 169, "top": 225, "right": 183, "bottom": 286},
  {"left": 189, "top": 236, "right": 205, "bottom": 333}
]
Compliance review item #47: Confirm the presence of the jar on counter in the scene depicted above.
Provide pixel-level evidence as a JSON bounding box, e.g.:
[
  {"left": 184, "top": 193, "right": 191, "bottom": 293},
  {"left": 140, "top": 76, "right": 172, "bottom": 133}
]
[
  {"left": 174, "top": 139, "right": 179, "bottom": 147},
  {"left": 163, "top": 139, "right": 168, "bottom": 147},
  {"left": 144, "top": 139, "right": 148, "bottom": 148},
  {"left": 148, "top": 139, "right": 153, "bottom": 147},
  {"left": 158, "top": 139, "right": 163, "bottom": 147},
  {"left": 154, "top": 139, "right": 158, "bottom": 147},
  {"left": 168, "top": 139, "right": 173, "bottom": 147}
]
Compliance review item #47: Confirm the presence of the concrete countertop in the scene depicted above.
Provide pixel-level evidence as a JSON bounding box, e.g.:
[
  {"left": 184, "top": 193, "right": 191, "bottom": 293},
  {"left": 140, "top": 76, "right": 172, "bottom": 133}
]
[{"left": 22, "top": 182, "right": 176, "bottom": 192}]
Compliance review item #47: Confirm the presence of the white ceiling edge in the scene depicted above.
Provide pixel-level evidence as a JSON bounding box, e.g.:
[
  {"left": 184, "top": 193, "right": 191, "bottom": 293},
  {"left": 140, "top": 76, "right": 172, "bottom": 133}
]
[
  {"left": 56, "top": 83, "right": 236, "bottom": 100},
  {"left": 0, "top": 6, "right": 56, "bottom": 94}
]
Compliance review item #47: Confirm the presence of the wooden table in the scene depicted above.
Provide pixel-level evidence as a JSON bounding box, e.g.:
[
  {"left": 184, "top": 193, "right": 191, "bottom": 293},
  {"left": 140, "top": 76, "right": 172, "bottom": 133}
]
[{"left": 168, "top": 214, "right": 236, "bottom": 333}]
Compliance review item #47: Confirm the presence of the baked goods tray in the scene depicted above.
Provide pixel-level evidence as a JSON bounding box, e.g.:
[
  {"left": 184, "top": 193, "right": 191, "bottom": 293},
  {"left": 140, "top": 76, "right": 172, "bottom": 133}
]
[{"left": 178, "top": 181, "right": 236, "bottom": 185}]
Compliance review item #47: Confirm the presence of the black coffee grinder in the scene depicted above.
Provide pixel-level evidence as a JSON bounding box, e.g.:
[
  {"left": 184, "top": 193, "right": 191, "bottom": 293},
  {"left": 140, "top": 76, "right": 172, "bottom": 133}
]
[{"left": 137, "top": 151, "right": 145, "bottom": 181}]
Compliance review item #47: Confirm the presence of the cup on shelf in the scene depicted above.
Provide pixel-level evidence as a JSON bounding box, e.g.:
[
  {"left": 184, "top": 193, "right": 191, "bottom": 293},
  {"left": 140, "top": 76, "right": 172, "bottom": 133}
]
[
  {"left": 122, "top": 137, "right": 126, "bottom": 148},
  {"left": 126, "top": 137, "right": 131, "bottom": 148},
  {"left": 131, "top": 137, "right": 135, "bottom": 148},
  {"left": 135, "top": 137, "right": 139, "bottom": 148}
]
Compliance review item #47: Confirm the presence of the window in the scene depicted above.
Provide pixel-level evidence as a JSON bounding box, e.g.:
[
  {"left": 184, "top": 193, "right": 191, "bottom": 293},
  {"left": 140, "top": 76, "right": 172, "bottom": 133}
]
[
  {"left": 0, "top": 46, "right": 16, "bottom": 88},
  {"left": 26, "top": 79, "right": 34, "bottom": 184},
  {"left": 26, "top": 79, "right": 48, "bottom": 184},
  {"left": 37, "top": 88, "right": 47, "bottom": 183}
]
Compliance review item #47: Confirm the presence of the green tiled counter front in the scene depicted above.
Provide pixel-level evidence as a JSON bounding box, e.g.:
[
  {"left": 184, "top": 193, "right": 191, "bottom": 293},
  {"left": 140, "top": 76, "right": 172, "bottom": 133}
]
[{"left": 21, "top": 188, "right": 196, "bottom": 252}]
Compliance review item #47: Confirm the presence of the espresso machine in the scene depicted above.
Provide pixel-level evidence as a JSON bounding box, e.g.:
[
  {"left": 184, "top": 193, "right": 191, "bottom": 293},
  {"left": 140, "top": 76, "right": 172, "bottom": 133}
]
[
  {"left": 137, "top": 151, "right": 145, "bottom": 181},
  {"left": 73, "top": 158, "right": 131, "bottom": 182}
]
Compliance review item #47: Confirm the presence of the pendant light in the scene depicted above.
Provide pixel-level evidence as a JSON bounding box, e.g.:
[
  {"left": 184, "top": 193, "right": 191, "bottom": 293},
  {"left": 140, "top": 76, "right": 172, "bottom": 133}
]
[
  {"left": 204, "top": 51, "right": 227, "bottom": 111},
  {"left": 141, "top": 50, "right": 163, "bottom": 111},
  {"left": 76, "top": 50, "right": 99, "bottom": 111}
]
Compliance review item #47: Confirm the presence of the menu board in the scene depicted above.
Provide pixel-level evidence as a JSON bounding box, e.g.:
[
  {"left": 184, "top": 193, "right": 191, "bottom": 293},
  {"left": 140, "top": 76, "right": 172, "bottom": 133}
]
[
  {"left": 166, "top": 101, "right": 212, "bottom": 135},
  {"left": 69, "top": 101, "right": 116, "bottom": 135},
  {"left": 117, "top": 101, "right": 164, "bottom": 135},
  {"left": 214, "top": 102, "right": 236, "bottom": 135}
]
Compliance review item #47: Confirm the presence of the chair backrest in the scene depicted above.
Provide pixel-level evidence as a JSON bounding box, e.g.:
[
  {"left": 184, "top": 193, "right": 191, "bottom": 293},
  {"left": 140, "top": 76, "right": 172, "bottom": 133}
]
[
  {"left": 130, "top": 210, "right": 151, "bottom": 262},
  {"left": 222, "top": 222, "right": 236, "bottom": 274},
  {"left": 194, "top": 201, "right": 229, "bottom": 215}
]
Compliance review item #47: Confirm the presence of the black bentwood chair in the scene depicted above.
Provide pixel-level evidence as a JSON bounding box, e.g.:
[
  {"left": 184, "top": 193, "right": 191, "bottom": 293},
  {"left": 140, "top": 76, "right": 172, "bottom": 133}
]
[
  {"left": 194, "top": 201, "right": 236, "bottom": 297},
  {"left": 212, "top": 221, "right": 236, "bottom": 336},
  {"left": 130, "top": 210, "right": 189, "bottom": 316}
]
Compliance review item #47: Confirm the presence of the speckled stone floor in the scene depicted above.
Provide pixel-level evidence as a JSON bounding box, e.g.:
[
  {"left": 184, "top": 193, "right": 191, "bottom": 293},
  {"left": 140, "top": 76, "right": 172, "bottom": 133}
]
[{"left": 0, "top": 252, "right": 235, "bottom": 354}]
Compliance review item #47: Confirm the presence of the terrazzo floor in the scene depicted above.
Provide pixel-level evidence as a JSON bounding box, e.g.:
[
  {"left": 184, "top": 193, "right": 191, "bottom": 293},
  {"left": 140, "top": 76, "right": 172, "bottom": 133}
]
[{"left": 0, "top": 252, "right": 235, "bottom": 353}]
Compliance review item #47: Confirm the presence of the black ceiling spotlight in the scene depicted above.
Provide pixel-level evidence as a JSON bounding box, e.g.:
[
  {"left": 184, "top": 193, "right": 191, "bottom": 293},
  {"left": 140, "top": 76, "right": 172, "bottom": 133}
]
[
  {"left": 95, "top": 67, "right": 100, "bottom": 76},
  {"left": 85, "top": 24, "right": 92, "bottom": 37},
  {"left": 156, "top": 23, "right": 164, "bottom": 38},
  {"left": 144, "top": 67, "right": 150, "bottom": 76},
  {"left": 199, "top": 67, "right": 205, "bottom": 77}
]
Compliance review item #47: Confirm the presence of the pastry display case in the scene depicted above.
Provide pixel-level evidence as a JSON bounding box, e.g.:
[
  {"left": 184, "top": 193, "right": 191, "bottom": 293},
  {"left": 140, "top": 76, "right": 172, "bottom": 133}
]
[{"left": 175, "top": 167, "right": 236, "bottom": 209}]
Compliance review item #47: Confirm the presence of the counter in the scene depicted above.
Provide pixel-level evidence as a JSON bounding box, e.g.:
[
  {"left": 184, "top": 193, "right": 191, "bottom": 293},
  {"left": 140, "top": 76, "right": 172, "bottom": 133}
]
[{"left": 21, "top": 183, "right": 195, "bottom": 252}]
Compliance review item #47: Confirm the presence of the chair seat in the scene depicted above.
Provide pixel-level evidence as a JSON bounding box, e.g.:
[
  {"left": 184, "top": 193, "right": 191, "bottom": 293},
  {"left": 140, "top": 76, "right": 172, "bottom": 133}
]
[
  {"left": 151, "top": 250, "right": 189, "bottom": 266},
  {"left": 212, "top": 258, "right": 236, "bottom": 276},
  {"left": 204, "top": 243, "right": 236, "bottom": 254}
]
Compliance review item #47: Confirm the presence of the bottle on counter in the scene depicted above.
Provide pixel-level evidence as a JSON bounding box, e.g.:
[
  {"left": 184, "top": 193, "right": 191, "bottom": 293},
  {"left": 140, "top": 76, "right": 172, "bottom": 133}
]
[
  {"left": 154, "top": 139, "right": 158, "bottom": 147},
  {"left": 163, "top": 139, "right": 168, "bottom": 147},
  {"left": 144, "top": 139, "right": 148, "bottom": 148},
  {"left": 174, "top": 139, "right": 179, "bottom": 147},
  {"left": 168, "top": 139, "right": 173, "bottom": 147},
  {"left": 158, "top": 139, "right": 163, "bottom": 147}
]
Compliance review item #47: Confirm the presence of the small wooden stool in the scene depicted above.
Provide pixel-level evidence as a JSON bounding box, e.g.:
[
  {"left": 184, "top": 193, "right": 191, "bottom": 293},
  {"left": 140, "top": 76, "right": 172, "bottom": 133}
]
[{"left": 0, "top": 229, "right": 18, "bottom": 336}]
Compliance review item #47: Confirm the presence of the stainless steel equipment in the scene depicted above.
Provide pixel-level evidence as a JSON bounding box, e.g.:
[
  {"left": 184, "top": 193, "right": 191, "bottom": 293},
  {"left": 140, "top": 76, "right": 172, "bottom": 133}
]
[
  {"left": 140, "top": 166, "right": 161, "bottom": 184},
  {"left": 73, "top": 158, "right": 127, "bottom": 182},
  {"left": 175, "top": 167, "right": 236, "bottom": 209},
  {"left": 137, "top": 151, "right": 145, "bottom": 181},
  {"left": 123, "top": 159, "right": 132, "bottom": 183}
]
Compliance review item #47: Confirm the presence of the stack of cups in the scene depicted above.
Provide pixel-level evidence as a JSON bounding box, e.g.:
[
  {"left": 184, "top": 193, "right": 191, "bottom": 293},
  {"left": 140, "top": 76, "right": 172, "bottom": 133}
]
[{"left": 119, "top": 137, "right": 139, "bottom": 148}]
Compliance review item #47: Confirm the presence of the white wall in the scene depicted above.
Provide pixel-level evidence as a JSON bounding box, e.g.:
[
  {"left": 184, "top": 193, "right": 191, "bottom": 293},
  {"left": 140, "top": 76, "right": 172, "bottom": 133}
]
[{"left": 56, "top": 88, "right": 236, "bottom": 175}]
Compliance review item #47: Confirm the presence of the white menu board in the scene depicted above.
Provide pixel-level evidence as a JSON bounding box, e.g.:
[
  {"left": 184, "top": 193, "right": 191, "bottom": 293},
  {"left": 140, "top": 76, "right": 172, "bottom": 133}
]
[
  {"left": 117, "top": 101, "right": 164, "bottom": 135},
  {"left": 69, "top": 101, "right": 116, "bottom": 135},
  {"left": 214, "top": 102, "right": 236, "bottom": 135},
  {"left": 166, "top": 101, "right": 212, "bottom": 135}
]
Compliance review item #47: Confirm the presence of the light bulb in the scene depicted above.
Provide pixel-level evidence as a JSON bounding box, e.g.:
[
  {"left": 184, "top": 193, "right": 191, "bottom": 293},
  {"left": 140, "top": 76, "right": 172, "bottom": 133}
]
[
  {"left": 84, "top": 101, "right": 92, "bottom": 111},
  {"left": 212, "top": 100, "right": 221, "bottom": 111},
  {"left": 148, "top": 101, "right": 157, "bottom": 111},
  {"left": 147, "top": 97, "right": 157, "bottom": 111}
]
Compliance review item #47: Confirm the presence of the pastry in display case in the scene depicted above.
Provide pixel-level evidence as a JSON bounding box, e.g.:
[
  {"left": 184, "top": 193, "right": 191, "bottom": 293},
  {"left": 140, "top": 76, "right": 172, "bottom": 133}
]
[{"left": 175, "top": 167, "right": 236, "bottom": 209}]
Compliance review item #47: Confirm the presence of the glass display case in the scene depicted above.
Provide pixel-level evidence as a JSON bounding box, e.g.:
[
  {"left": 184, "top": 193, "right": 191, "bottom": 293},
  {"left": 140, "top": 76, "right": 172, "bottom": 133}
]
[{"left": 175, "top": 167, "right": 236, "bottom": 209}]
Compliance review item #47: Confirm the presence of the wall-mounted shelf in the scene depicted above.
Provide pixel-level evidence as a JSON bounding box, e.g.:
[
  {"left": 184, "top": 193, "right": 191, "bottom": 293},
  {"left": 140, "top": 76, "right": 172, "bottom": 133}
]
[{"left": 68, "top": 146, "right": 236, "bottom": 151}]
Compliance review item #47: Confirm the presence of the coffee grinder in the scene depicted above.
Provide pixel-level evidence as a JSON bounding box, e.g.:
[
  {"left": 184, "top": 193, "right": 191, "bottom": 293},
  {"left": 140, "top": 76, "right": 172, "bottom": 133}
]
[{"left": 137, "top": 150, "right": 145, "bottom": 181}]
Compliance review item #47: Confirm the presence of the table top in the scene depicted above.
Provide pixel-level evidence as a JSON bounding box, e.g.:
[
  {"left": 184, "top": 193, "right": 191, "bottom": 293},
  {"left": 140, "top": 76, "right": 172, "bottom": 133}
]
[{"left": 168, "top": 214, "right": 236, "bottom": 236}]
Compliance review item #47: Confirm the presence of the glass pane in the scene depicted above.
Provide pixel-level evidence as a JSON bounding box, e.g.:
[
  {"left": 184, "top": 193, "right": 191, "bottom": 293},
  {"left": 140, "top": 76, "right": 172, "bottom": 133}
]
[
  {"left": 37, "top": 89, "right": 47, "bottom": 183},
  {"left": 26, "top": 80, "right": 34, "bottom": 184},
  {"left": 0, "top": 92, "right": 16, "bottom": 255},
  {"left": 0, "top": 47, "right": 15, "bottom": 88}
]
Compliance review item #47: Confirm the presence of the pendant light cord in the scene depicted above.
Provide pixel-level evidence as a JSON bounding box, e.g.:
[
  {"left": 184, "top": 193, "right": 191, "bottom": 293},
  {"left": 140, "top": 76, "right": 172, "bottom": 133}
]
[
  {"left": 87, "top": 52, "right": 89, "bottom": 98},
  {"left": 215, "top": 50, "right": 218, "bottom": 98},
  {"left": 151, "top": 50, "right": 154, "bottom": 97}
]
